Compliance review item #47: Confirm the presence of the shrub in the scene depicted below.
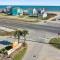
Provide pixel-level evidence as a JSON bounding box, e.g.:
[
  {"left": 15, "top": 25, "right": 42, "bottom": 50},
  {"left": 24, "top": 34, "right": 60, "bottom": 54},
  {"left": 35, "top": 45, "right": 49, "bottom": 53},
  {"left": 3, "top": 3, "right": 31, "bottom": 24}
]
[
  {"left": 49, "top": 38, "right": 60, "bottom": 49},
  {"left": 5, "top": 45, "right": 12, "bottom": 50},
  {"left": 0, "top": 48, "right": 6, "bottom": 53},
  {"left": 0, "top": 45, "right": 12, "bottom": 54}
]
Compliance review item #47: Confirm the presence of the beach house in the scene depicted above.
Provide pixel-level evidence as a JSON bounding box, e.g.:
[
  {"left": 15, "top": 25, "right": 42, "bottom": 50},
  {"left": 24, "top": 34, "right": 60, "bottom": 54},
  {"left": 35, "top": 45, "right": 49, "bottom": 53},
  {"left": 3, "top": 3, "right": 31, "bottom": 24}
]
[
  {"left": 12, "top": 8, "right": 23, "bottom": 16},
  {"left": 33, "top": 8, "right": 37, "bottom": 16},
  {"left": 5, "top": 6, "right": 12, "bottom": 15},
  {"left": 28, "top": 8, "right": 38, "bottom": 16},
  {"left": 23, "top": 10, "right": 28, "bottom": 15},
  {"left": 37, "top": 9, "right": 42, "bottom": 16},
  {"left": 12, "top": 8, "right": 20, "bottom": 16},
  {"left": 28, "top": 9, "right": 33, "bottom": 16},
  {"left": 41, "top": 8, "right": 45, "bottom": 14},
  {"left": 42, "top": 12, "right": 47, "bottom": 18},
  {"left": 41, "top": 8, "right": 47, "bottom": 18}
]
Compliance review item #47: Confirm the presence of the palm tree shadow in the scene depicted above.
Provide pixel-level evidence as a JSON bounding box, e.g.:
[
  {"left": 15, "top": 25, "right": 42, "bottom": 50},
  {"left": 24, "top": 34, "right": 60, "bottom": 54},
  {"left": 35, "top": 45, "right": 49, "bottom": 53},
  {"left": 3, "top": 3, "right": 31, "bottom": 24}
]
[{"left": 0, "top": 40, "right": 11, "bottom": 45}]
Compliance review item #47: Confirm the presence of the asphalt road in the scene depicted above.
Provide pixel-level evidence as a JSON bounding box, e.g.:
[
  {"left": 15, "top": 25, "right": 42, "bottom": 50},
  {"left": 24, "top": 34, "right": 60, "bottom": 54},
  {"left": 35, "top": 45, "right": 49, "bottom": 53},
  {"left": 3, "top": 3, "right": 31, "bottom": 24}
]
[{"left": 0, "top": 19, "right": 60, "bottom": 33}]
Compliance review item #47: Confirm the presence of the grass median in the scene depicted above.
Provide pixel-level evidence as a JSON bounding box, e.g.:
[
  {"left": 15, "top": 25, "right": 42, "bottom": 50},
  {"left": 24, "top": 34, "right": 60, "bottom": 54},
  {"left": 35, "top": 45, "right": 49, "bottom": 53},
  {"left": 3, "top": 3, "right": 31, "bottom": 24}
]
[
  {"left": 12, "top": 44, "right": 27, "bottom": 60},
  {"left": 49, "top": 38, "right": 60, "bottom": 49}
]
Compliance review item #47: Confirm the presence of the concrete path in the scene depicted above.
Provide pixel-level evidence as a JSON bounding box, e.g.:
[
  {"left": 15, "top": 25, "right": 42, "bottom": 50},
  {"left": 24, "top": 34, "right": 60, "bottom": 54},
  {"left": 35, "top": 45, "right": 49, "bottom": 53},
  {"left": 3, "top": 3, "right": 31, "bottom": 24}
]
[{"left": 22, "top": 41, "right": 60, "bottom": 60}]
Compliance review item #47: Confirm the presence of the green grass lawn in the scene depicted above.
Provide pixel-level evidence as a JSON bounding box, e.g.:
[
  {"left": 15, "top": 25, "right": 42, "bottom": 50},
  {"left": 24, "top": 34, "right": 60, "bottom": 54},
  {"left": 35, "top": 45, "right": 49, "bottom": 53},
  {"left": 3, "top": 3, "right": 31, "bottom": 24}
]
[
  {"left": 49, "top": 38, "right": 60, "bottom": 49},
  {"left": 13, "top": 47, "right": 27, "bottom": 60}
]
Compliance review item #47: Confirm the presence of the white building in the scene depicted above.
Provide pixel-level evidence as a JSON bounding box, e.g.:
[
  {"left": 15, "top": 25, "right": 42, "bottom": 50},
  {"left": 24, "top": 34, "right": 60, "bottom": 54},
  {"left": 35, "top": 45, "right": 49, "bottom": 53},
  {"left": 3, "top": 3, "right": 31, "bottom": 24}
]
[
  {"left": 17, "top": 8, "right": 23, "bottom": 15},
  {"left": 23, "top": 10, "right": 28, "bottom": 13},
  {"left": 17, "top": 8, "right": 20, "bottom": 15},
  {"left": 41, "top": 8, "right": 45, "bottom": 14},
  {"left": 43, "top": 12, "right": 47, "bottom": 18},
  {"left": 33, "top": 8, "right": 37, "bottom": 15}
]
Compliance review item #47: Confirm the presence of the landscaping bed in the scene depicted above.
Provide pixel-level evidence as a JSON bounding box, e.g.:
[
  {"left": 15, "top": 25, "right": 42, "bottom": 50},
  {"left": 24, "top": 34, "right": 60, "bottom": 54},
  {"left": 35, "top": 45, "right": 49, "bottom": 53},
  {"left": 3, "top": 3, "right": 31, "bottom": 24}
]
[
  {"left": 49, "top": 38, "right": 60, "bottom": 49},
  {"left": 0, "top": 43, "right": 27, "bottom": 60},
  {"left": 11, "top": 43, "right": 27, "bottom": 60}
]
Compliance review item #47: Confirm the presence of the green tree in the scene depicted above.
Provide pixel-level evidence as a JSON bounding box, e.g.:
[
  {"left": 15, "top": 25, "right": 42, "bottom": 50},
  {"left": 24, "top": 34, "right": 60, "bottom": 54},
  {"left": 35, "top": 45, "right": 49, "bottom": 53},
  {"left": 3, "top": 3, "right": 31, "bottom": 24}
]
[
  {"left": 22, "top": 30, "right": 28, "bottom": 43},
  {"left": 14, "top": 30, "right": 22, "bottom": 43}
]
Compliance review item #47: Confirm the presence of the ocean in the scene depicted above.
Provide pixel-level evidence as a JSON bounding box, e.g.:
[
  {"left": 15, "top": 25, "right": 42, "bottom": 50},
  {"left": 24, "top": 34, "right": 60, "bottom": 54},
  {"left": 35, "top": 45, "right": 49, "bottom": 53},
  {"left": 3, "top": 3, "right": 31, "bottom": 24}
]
[{"left": 0, "top": 5, "right": 60, "bottom": 12}]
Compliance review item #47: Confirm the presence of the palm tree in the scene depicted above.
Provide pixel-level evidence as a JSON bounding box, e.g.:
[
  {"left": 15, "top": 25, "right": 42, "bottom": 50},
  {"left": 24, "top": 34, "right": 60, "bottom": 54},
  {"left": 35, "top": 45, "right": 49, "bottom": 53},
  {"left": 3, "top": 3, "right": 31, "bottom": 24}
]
[
  {"left": 22, "top": 30, "right": 28, "bottom": 43},
  {"left": 14, "top": 30, "right": 22, "bottom": 43}
]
